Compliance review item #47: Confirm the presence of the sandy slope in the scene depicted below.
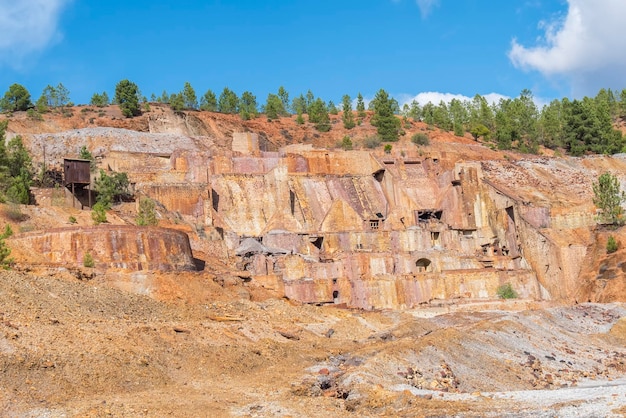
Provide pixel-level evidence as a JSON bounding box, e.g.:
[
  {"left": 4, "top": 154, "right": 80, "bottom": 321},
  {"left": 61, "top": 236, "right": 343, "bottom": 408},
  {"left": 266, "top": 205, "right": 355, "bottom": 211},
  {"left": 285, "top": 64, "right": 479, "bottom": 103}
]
[{"left": 0, "top": 269, "right": 625, "bottom": 417}]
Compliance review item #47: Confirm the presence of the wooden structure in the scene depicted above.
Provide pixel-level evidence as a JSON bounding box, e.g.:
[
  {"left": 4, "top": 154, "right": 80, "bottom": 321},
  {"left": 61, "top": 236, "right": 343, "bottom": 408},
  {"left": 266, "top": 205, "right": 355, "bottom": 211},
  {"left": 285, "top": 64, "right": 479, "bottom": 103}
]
[{"left": 64, "top": 158, "right": 92, "bottom": 208}]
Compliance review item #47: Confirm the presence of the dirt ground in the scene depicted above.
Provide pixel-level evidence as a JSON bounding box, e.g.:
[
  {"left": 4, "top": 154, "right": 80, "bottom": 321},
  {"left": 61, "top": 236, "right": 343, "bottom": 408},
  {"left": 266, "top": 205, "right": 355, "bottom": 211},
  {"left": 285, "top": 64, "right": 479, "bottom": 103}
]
[{"left": 1, "top": 268, "right": 626, "bottom": 417}]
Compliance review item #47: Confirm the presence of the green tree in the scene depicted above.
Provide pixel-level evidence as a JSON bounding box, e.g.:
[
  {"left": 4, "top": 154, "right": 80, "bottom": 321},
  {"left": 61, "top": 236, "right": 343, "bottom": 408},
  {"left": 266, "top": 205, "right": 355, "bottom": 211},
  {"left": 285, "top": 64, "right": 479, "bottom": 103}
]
[
  {"left": 114, "top": 79, "right": 141, "bottom": 117},
  {"left": 342, "top": 95, "right": 355, "bottom": 129},
  {"left": 200, "top": 89, "right": 218, "bottom": 111},
  {"left": 370, "top": 89, "right": 401, "bottom": 141},
  {"left": 56, "top": 83, "right": 70, "bottom": 108},
  {"left": 292, "top": 94, "right": 307, "bottom": 115},
  {"left": 94, "top": 170, "right": 130, "bottom": 209},
  {"left": 264, "top": 93, "right": 284, "bottom": 120},
  {"left": 3, "top": 136, "right": 32, "bottom": 204},
  {"left": 432, "top": 101, "right": 452, "bottom": 131},
  {"left": 83, "top": 252, "right": 95, "bottom": 267},
  {"left": 449, "top": 98, "right": 468, "bottom": 136},
  {"left": 305, "top": 90, "right": 315, "bottom": 110},
  {"left": 341, "top": 136, "right": 353, "bottom": 150},
  {"left": 37, "top": 85, "right": 57, "bottom": 111},
  {"left": 182, "top": 82, "right": 198, "bottom": 110},
  {"left": 169, "top": 92, "right": 185, "bottom": 111},
  {"left": 239, "top": 91, "right": 257, "bottom": 120},
  {"left": 136, "top": 197, "right": 159, "bottom": 226},
  {"left": 405, "top": 100, "right": 421, "bottom": 121},
  {"left": 593, "top": 172, "right": 626, "bottom": 225},
  {"left": 90, "top": 91, "right": 110, "bottom": 107},
  {"left": 79, "top": 146, "right": 97, "bottom": 172},
  {"left": 218, "top": 87, "right": 239, "bottom": 114},
  {"left": 356, "top": 93, "right": 366, "bottom": 118},
  {"left": 470, "top": 123, "right": 490, "bottom": 141},
  {"left": 308, "top": 98, "right": 331, "bottom": 132},
  {"left": 328, "top": 101, "right": 338, "bottom": 115},
  {"left": 1, "top": 84, "right": 32, "bottom": 112},
  {"left": 538, "top": 99, "right": 564, "bottom": 149},
  {"left": 607, "top": 235, "right": 618, "bottom": 254},
  {"left": 277, "top": 86, "right": 290, "bottom": 114},
  {"left": 91, "top": 202, "right": 107, "bottom": 224},
  {"left": 0, "top": 224, "right": 14, "bottom": 269}
]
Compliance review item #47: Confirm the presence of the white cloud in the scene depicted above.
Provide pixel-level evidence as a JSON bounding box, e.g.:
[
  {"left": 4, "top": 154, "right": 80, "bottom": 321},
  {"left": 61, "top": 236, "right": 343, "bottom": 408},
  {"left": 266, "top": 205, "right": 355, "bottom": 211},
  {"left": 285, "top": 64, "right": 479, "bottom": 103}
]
[
  {"left": 0, "top": 0, "right": 72, "bottom": 64},
  {"left": 416, "top": 0, "right": 440, "bottom": 18},
  {"left": 398, "top": 92, "right": 509, "bottom": 108},
  {"left": 508, "top": 0, "right": 626, "bottom": 96}
]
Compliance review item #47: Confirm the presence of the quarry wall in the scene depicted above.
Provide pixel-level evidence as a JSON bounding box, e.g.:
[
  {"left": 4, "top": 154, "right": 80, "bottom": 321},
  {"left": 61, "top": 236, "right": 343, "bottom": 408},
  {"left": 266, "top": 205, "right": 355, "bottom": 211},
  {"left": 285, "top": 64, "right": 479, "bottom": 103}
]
[{"left": 10, "top": 225, "right": 196, "bottom": 271}]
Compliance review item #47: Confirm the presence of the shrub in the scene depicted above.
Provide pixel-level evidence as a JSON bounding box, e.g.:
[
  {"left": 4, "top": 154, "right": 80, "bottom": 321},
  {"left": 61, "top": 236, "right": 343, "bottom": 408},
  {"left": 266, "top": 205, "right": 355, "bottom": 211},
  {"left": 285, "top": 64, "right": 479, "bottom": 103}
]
[
  {"left": 607, "top": 235, "right": 618, "bottom": 254},
  {"left": 364, "top": 135, "right": 382, "bottom": 149},
  {"left": 411, "top": 133, "right": 430, "bottom": 146},
  {"left": 91, "top": 202, "right": 107, "bottom": 224},
  {"left": 384, "top": 144, "right": 392, "bottom": 154},
  {"left": 83, "top": 252, "right": 95, "bottom": 268},
  {"left": 68, "top": 216, "right": 77, "bottom": 224},
  {"left": 341, "top": 136, "right": 353, "bottom": 151},
  {"left": 136, "top": 197, "right": 158, "bottom": 226},
  {"left": 0, "top": 224, "right": 13, "bottom": 270},
  {"left": 496, "top": 283, "right": 518, "bottom": 299},
  {"left": 3, "top": 204, "right": 27, "bottom": 222}
]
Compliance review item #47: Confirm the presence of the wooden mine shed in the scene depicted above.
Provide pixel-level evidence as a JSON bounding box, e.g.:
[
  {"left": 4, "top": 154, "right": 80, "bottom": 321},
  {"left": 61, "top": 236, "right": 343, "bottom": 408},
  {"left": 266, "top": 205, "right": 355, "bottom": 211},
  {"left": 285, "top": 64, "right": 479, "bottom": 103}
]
[
  {"left": 64, "top": 158, "right": 91, "bottom": 185},
  {"left": 64, "top": 158, "right": 92, "bottom": 208}
]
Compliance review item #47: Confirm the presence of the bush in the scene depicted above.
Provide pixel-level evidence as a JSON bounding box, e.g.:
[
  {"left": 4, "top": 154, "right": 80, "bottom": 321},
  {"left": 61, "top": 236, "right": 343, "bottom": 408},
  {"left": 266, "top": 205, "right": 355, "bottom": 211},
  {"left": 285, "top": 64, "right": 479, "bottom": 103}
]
[
  {"left": 411, "top": 133, "right": 430, "bottom": 146},
  {"left": 341, "top": 136, "right": 353, "bottom": 151},
  {"left": 496, "top": 283, "right": 518, "bottom": 299},
  {"left": 3, "top": 204, "right": 27, "bottom": 222},
  {"left": 83, "top": 252, "right": 95, "bottom": 268},
  {"left": 136, "top": 197, "right": 158, "bottom": 226},
  {"left": 91, "top": 202, "right": 107, "bottom": 225},
  {"left": 0, "top": 224, "right": 13, "bottom": 270},
  {"left": 364, "top": 135, "right": 382, "bottom": 149},
  {"left": 384, "top": 144, "right": 392, "bottom": 154},
  {"left": 68, "top": 216, "right": 77, "bottom": 224},
  {"left": 607, "top": 235, "right": 618, "bottom": 254}
]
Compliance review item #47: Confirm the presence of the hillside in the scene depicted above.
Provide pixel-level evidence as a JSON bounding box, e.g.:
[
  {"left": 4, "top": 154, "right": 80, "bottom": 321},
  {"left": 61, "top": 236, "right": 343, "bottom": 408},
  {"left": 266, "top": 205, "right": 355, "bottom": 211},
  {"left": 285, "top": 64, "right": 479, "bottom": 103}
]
[{"left": 1, "top": 105, "right": 626, "bottom": 416}]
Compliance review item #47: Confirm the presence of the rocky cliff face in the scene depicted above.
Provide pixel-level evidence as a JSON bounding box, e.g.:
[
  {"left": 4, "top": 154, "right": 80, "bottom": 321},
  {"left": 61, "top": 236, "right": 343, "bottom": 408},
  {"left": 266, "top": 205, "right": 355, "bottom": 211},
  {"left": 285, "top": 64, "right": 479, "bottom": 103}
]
[
  {"left": 9, "top": 225, "right": 196, "bottom": 271},
  {"left": 3, "top": 106, "right": 624, "bottom": 308}
]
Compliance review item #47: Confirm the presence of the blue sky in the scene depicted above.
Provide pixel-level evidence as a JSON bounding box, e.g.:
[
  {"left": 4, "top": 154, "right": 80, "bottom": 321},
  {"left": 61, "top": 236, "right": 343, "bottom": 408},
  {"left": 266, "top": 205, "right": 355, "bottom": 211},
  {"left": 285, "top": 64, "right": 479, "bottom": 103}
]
[{"left": 1, "top": 0, "right": 625, "bottom": 107}]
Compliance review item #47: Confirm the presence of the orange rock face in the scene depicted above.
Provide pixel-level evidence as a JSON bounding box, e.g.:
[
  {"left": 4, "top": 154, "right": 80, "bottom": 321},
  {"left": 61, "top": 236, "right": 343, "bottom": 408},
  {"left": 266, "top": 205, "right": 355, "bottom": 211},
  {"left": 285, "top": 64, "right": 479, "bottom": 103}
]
[{"left": 9, "top": 225, "right": 196, "bottom": 271}]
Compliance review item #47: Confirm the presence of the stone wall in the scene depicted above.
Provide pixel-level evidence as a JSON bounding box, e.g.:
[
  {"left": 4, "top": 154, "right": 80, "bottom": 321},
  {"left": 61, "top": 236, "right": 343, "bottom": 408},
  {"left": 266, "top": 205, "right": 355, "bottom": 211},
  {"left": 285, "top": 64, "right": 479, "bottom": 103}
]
[{"left": 9, "top": 225, "right": 196, "bottom": 271}]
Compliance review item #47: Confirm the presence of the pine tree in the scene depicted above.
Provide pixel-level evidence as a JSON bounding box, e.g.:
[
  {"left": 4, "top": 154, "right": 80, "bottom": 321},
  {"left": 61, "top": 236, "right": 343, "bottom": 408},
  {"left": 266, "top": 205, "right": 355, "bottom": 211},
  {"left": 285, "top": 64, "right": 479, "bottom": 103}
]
[
  {"left": 264, "top": 94, "right": 284, "bottom": 120},
  {"left": 277, "top": 86, "right": 290, "bottom": 114},
  {"left": 136, "top": 197, "right": 159, "bottom": 226},
  {"left": 182, "top": 82, "right": 198, "bottom": 110},
  {"left": 1, "top": 84, "right": 32, "bottom": 112},
  {"left": 239, "top": 91, "right": 257, "bottom": 120},
  {"left": 593, "top": 172, "right": 626, "bottom": 225},
  {"left": 342, "top": 95, "right": 355, "bottom": 129},
  {"left": 370, "top": 89, "right": 401, "bottom": 141},
  {"left": 218, "top": 87, "right": 239, "bottom": 114},
  {"left": 308, "top": 98, "right": 331, "bottom": 132},
  {"left": 356, "top": 93, "right": 366, "bottom": 118},
  {"left": 114, "top": 80, "right": 140, "bottom": 117},
  {"left": 200, "top": 89, "right": 217, "bottom": 111}
]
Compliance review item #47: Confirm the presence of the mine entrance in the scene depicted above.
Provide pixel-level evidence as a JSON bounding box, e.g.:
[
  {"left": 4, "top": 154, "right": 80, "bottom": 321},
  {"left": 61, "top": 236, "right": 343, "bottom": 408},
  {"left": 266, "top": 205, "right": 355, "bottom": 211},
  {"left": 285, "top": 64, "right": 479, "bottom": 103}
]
[
  {"left": 310, "top": 236, "right": 324, "bottom": 250},
  {"left": 333, "top": 291, "right": 339, "bottom": 303},
  {"left": 416, "top": 258, "right": 432, "bottom": 273},
  {"left": 416, "top": 210, "right": 443, "bottom": 223}
]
